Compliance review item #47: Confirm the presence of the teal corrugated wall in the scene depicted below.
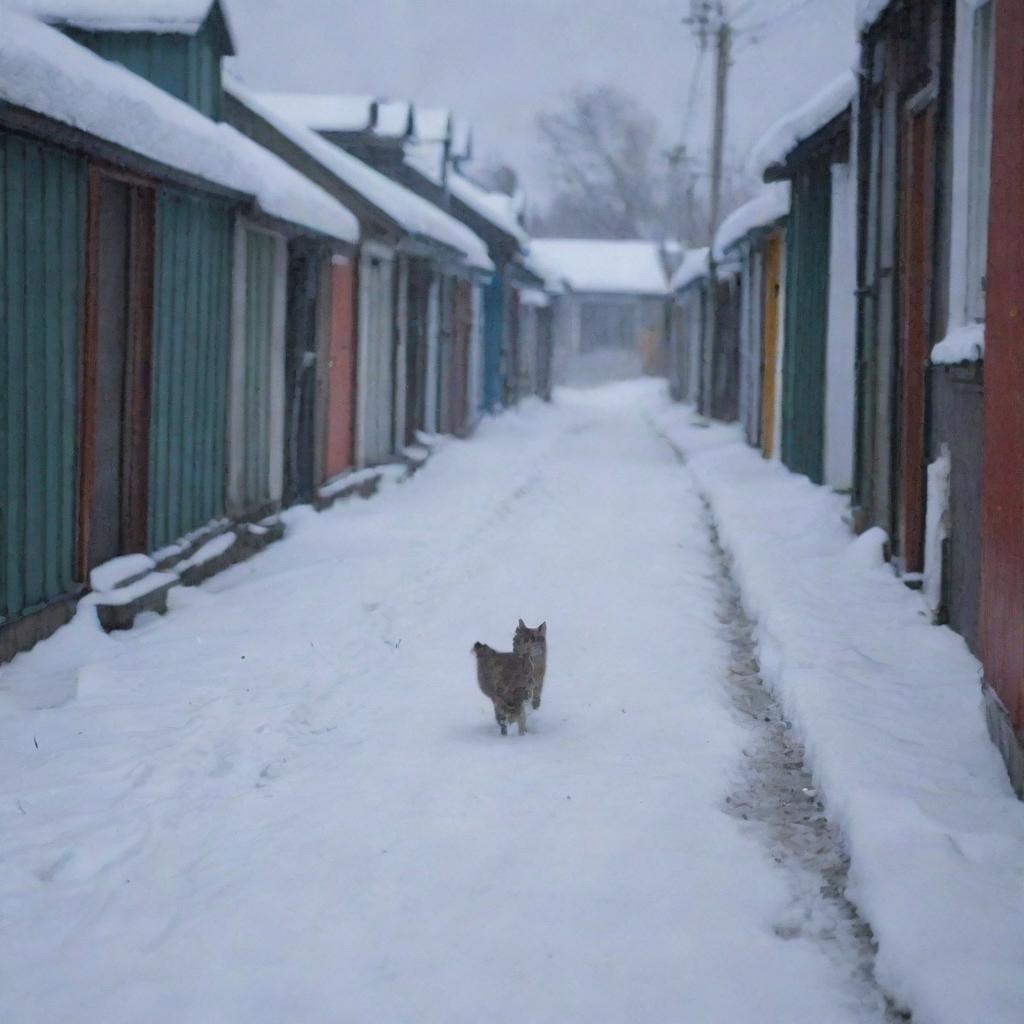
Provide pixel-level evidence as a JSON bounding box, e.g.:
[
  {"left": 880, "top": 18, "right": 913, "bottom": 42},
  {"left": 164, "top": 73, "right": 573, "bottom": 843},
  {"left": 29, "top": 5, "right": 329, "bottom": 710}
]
[
  {"left": 149, "top": 189, "right": 232, "bottom": 551},
  {"left": 66, "top": 23, "right": 223, "bottom": 119},
  {"left": 1, "top": 133, "right": 86, "bottom": 622},
  {"left": 242, "top": 227, "right": 276, "bottom": 511},
  {"left": 781, "top": 159, "right": 832, "bottom": 484}
]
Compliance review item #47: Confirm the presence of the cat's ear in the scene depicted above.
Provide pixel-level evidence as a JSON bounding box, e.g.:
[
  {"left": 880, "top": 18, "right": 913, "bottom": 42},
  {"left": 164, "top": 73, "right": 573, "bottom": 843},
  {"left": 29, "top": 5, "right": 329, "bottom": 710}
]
[
  {"left": 539, "top": 622, "right": 546, "bottom": 634},
  {"left": 518, "top": 619, "right": 526, "bottom": 630}
]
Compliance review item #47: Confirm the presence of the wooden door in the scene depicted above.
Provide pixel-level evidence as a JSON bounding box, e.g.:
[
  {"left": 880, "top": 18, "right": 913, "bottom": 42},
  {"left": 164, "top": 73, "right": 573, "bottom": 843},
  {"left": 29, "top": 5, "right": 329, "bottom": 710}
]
[
  {"left": 324, "top": 256, "right": 356, "bottom": 479},
  {"left": 285, "top": 245, "right": 321, "bottom": 505},
  {"left": 80, "top": 172, "right": 154, "bottom": 574},
  {"left": 897, "top": 97, "right": 936, "bottom": 572},
  {"left": 760, "top": 232, "right": 783, "bottom": 459},
  {"left": 451, "top": 279, "right": 473, "bottom": 433}
]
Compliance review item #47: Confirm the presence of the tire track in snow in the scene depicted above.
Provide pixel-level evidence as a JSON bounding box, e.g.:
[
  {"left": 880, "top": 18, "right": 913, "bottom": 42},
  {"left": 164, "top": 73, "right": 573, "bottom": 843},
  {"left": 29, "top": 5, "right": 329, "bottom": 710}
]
[{"left": 657, "top": 424, "right": 910, "bottom": 1023}]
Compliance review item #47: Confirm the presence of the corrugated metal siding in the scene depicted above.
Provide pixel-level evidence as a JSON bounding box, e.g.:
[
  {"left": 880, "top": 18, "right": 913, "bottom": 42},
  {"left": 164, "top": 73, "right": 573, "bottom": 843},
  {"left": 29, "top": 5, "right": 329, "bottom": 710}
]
[
  {"left": 149, "top": 189, "right": 232, "bottom": 550},
  {"left": 782, "top": 161, "right": 831, "bottom": 483},
  {"left": 66, "top": 23, "right": 223, "bottom": 119},
  {"left": 1, "top": 132, "right": 86, "bottom": 622},
  {"left": 980, "top": 0, "right": 1024, "bottom": 730},
  {"left": 482, "top": 274, "right": 504, "bottom": 411}
]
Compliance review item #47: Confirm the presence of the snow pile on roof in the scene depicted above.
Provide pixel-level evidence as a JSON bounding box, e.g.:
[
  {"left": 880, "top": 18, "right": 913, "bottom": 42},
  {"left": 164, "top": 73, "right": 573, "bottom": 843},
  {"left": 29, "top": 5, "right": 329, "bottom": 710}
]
[
  {"left": 1, "top": 11, "right": 358, "bottom": 243},
  {"left": 229, "top": 81, "right": 492, "bottom": 270},
  {"left": 448, "top": 173, "right": 529, "bottom": 247},
  {"left": 414, "top": 106, "right": 451, "bottom": 144},
  {"left": 750, "top": 72, "right": 857, "bottom": 177},
  {"left": 521, "top": 245, "right": 566, "bottom": 294},
  {"left": 528, "top": 239, "right": 670, "bottom": 296},
  {"left": 372, "top": 99, "right": 410, "bottom": 139},
  {"left": 656, "top": 409, "right": 1024, "bottom": 1024},
  {"left": 931, "top": 321, "right": 985, "bottom": 365},
  {"left": 519, "top": 287, "right": 550, "bottom": 308},
  {"left": 256, "top": 92, "right": 375, "bottom": 134},
  {"left": 714, "top": 184, "right": 790, "bottom": 260},
  {"left": 14, "top": 0, "right": 219, "bottom": 33},
  {"left": 670, "top": 247, "right": 710, "bottom": 293},
  {"left": 450, "top": 118, "right": 472, "bottom": 161},
  {"left": 404, "top": 140, "right": 446, "bottom": 187}
]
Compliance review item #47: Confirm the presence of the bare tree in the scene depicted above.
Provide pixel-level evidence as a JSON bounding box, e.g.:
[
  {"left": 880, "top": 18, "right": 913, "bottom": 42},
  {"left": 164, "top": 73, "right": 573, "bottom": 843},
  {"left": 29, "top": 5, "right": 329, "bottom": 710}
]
[{"left": 531, "top": 84, "right": 751, "bottom": 243}]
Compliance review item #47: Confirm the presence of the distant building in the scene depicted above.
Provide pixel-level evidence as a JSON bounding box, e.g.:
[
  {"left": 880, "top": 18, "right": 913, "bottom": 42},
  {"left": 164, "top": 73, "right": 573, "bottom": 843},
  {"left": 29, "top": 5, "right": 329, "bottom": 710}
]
[{"left": 527, "top": 240, "right": 674, "bottom": 386}]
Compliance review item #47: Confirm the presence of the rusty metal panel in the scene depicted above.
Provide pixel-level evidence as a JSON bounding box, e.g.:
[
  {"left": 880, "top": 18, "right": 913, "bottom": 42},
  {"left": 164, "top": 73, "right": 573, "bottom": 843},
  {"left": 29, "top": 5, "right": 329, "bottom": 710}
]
[
  {"left": 324, "top": 256, "right": 357, "bottom": 480},
  {"left": 760, "top": 231, "right": 783, "bottom": 458},
  {"left": 980, "top": 0, "right": 1024, "bottom": 730}
]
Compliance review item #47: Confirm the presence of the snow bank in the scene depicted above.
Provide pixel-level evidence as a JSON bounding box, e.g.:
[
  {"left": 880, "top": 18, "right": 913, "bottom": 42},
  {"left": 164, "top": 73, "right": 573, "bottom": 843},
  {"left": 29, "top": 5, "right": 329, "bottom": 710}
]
[
  {"left": 713, "top": 184, "right": 790, "bottom": 260},
  {"left": 923, "top": 447, "right": 950, "bottom": 615},
  {"left": 228, "top": 80, "right": 493, "bottom": 271},
  {"left": 656, "top": 409, "right": 1024, "bottom": 1024},
  {"left": 448, "top": 172, "right": 530, "bottom": 247},
  {"left": 1, "top": 12, "right": 359, "bottom": 243},
  {"left": 670, "top": 246, "right": 710, "bottom": 293},
  {"left": 528, "top": 238, "right": 669, "bottom": 296},
  {"left": 931, "top": 321, "right": 985, "bottom": 364},
  {"left": 89, "top": 554, "right": 155, "bottom": 593},
  {"left": 750, "top": 73, "right": 857, "bottom": 178}
]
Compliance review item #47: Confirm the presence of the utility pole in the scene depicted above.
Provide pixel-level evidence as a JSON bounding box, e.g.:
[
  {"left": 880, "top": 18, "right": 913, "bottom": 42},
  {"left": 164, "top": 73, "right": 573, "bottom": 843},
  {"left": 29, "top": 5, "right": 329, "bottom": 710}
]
[{"left": 686, "top": 0, "right": 733, "bottom": 417}]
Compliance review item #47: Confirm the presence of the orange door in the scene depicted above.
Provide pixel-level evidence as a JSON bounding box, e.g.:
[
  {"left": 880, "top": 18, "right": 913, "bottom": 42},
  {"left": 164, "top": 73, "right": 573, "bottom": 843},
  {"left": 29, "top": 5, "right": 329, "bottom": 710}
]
[
  {"left": 897, "top": 99, "right": 936, "bottom": 573},
  {"left": 324, "top": 257, "right": 357, "bottom": 480}
]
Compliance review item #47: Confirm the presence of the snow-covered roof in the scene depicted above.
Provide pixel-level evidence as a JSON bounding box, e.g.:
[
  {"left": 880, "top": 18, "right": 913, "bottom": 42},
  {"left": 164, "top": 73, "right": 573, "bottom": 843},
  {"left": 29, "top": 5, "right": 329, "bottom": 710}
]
[
  {"left": 713, "top": 184, "right": 790, "bottom": 260},
  {"left": 17, "top": 0, "right": 226, "bottom": 36},
  {"left": 750, "top": 72, "right": 857, "bottom": 178},
  {"left": 670, "top": 247, "right": 710, "bottom": 293},
  {"left": 229, "top": 81, "right": 492, "bottom": 271},
  {"left": 529, "top": 239, "right": 670, "bottom": 297},
  {"left": 448, "top": 173, "right": 530, "bottom": 248},
  {"left": 404, "top": 141, "right": 447, "bottom": 187},
  {"left": 255, "top": 92, "right": 375, "bottom": 134},
  {"left": 374, "top": 99, "right": 412, "bottom": 139},
  {"left": 519, "top": 288, "right": 550, "bottom": 309},
  {"left": 414, "top": 106, "right": 451, "bottom": 144},
  {"left": 1, "top": 11, "right": 358, "bottom": 243},
  {"left": 450, "top": 118, "right": 472, "bottom": 161}
]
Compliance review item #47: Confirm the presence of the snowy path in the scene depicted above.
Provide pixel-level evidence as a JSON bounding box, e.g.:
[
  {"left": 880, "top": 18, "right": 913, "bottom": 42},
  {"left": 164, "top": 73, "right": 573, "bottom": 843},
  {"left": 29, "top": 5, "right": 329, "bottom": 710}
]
[{"left": 1, "top": 383, "right": 890, "bottom": 1023}]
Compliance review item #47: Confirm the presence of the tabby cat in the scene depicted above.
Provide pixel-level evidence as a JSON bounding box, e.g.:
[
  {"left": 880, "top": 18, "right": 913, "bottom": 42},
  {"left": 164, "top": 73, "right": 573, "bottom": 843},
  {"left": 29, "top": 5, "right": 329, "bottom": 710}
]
[
  {"left": 513, "top": 620, "right": 547, "bottom": 710},
  {"left": 472, "top": 642, "right": 533, "bottom": 735}
]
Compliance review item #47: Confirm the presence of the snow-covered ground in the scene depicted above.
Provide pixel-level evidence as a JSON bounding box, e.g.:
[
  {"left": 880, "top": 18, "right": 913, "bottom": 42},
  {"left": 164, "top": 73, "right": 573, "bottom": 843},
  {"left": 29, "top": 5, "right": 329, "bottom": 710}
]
[{"left": 0, "top": 381, "right": 1017, "bottom": 1022}]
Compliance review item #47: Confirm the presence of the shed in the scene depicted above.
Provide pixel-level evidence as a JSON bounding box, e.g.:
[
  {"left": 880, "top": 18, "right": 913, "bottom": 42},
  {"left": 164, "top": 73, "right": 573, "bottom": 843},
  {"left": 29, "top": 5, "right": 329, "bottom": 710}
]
[
  {"left": 758, "top": 73, "right": 856, "bottom": 488},
  {"left": 528, "top": 239, "right": 672, "bottom": 387}
]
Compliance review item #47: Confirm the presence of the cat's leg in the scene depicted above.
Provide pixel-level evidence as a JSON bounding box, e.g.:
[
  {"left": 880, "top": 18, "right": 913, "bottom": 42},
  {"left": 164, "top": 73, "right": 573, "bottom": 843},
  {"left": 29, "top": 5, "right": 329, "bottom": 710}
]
[
  {"left": 531, "top": 678, "right": 543, "bottom": 710},
  {"left": 517, "top": 710, "right": 527, "bottom": 735},
  {"left": 495, "top": 705, "right": 508, "bottom": 735}
]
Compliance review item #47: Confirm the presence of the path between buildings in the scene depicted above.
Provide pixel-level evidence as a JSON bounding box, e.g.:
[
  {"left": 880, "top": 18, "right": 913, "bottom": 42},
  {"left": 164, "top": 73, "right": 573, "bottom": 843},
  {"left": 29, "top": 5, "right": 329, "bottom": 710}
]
[{"left": 1, "top": 381, "right": 895, "bottom": 1023}]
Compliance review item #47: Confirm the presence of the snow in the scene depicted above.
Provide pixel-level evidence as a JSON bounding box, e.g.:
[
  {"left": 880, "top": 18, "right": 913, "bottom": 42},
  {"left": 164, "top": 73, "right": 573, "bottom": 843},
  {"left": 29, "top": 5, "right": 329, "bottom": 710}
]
[
  {"left": 669, "top": 246, "right": 710, "bottom": 293},
  {"left": 15, "top": 0, "right": 220, "bottom": 34},
  {"left": 254, "top": 92, "right": 375, "bottom": 133},
  {"left": 448, "top": 172, "right": 530, "bottom": 247},
  {"left": 0, "top": 381, "right": 913, "bottom": 1023},
  {"left": 89, "top": 554, "right": 155, "bottom": 593},
  {"left": 374, "top": 98, "right": 411, "bottom": 139},
  {"left": 713, "top": 184, "right": 790, "bottom": 260},
  {"left": 414, "top": 106, "right": 451, "bottom": 143},
  {"left": 750, "top": 72, "right": 858, "bottom": 177},
  {"left": 173, "top": 532, "right": 236, "bottom": 573},
  {"left": 528, "top": 239, "right": 669, "bottom": 296},
  {"left": 656, "top": 401, "right": 1024, "bottom": 1024},
  {"left": 87, "top": 570, "right": 178, "bottom": 607},
  {"left": 1, "top": 12, "right": 359, "bottom": 244},
  {"left": 931, "top": 321, "right": 985, "bottom": 364},
  {"left": 403, "top": 139, "right": 447, "bottom": 187},
  {"left": 227, "top": 80, "right": 493, "bottom": 271},
  {"left": 923, "top": 447, "right": 951, "bottom": 615},
  {"left": 519, "top": 287, "right": 550, "bottom": 308}
]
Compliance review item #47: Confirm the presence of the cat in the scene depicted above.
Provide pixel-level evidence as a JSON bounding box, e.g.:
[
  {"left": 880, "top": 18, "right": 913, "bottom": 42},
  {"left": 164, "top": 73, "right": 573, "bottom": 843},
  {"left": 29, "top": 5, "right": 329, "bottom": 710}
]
[
  {"left": 471, "top": 642, "right": 533, "bottom": 735},
  {"left": 513, "top": 620, "right": 547, "bottom": 710}
]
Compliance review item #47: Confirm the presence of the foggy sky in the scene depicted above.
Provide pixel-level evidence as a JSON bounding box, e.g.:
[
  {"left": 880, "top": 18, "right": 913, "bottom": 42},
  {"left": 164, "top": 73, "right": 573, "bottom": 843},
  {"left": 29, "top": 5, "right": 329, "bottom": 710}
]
[{"left": 228, "top": 0, "right": 858, "bottom": 212}]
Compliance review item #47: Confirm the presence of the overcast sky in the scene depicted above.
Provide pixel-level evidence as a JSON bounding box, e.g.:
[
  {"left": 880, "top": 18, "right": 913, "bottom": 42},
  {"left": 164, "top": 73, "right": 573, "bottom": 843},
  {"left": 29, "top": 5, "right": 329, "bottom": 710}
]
[{"left": 228, "top": 0, "right": 858, "bottom": 208}]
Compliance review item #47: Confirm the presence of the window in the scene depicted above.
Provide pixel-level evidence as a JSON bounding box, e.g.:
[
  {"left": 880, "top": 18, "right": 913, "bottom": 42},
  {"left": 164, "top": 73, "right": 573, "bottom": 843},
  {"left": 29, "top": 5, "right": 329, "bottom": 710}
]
[{"left": 966, "top": 0, "right": 995, "bottom": 322}]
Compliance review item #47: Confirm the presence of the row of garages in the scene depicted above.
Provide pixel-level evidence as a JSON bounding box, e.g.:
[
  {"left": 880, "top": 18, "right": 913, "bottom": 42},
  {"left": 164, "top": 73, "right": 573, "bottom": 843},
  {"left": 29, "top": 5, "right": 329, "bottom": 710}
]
[
  {"left": 1, "top": 1, "right": 557, "bottom": 662},
  {"left": 667, "top": 0, "right": 1024, "bottom": 781}
]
